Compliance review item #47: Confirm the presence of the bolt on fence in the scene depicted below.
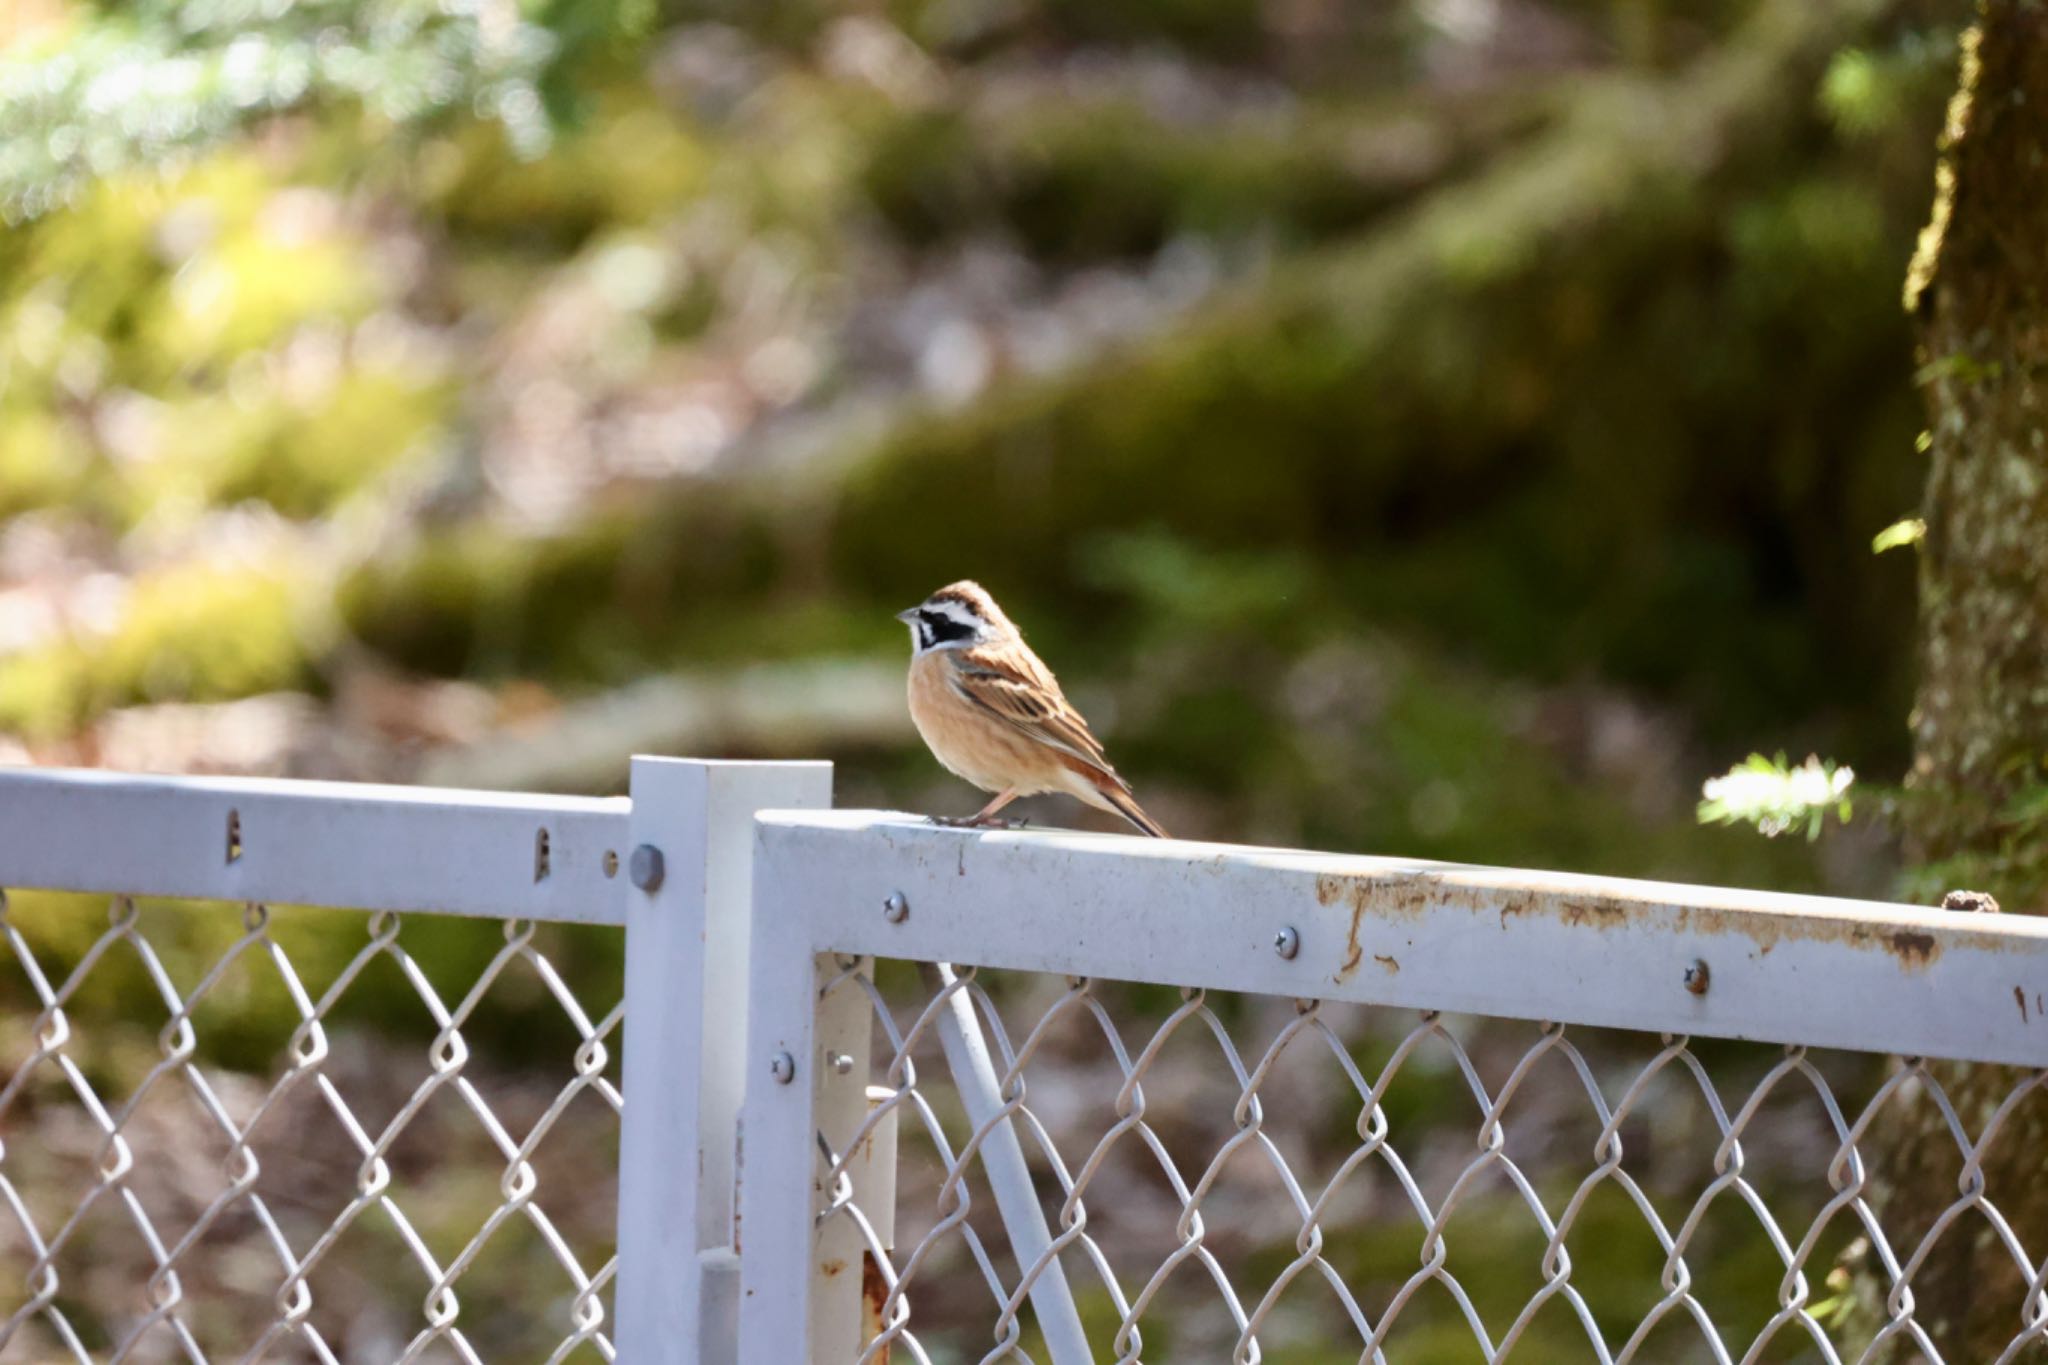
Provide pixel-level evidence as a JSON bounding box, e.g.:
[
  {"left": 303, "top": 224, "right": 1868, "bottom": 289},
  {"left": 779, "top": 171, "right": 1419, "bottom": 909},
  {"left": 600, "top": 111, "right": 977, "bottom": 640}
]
[{"left": 3, "top": 764, "right": 2047, "bottom": 1363}]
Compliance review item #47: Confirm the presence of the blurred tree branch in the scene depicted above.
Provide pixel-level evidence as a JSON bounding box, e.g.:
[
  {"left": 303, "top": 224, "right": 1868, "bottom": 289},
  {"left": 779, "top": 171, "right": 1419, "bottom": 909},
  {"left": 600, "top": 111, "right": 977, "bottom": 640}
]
[{"left": 414, "top": 658, "right": 906, "bottom": 793}]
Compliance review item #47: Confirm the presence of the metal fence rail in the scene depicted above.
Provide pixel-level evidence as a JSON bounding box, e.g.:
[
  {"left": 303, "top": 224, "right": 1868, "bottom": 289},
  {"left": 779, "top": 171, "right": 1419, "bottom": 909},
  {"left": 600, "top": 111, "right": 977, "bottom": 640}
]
[
  {"left": 0, "top": 759, "right": 835, "bottom": 1364},
  {"left": 5, "top": 765, "right": 2048, "bottom": 1363},
  {"left": 0, "top": 768, "right": 644, "bottom": 1363},
  {"left": 740, "top": 812, "right": 2048, "bottom": 1365}
]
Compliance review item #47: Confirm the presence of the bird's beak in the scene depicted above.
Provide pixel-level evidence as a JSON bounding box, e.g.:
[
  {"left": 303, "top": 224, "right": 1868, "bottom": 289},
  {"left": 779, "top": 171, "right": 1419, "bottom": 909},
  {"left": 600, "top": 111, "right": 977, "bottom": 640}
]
[{"left": 895, "top": 607, "right": 920, "bottom": 623}]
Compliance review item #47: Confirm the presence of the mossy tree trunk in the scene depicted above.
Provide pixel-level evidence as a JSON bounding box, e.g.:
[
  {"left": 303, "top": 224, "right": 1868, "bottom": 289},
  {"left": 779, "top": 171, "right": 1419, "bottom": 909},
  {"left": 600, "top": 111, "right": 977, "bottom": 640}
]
[
  {"left": 1861, "top": 4, "right": 2048, "bottom": 1357},
  {"left": 1905, "top": 3, "right": 2048, "bottom": 879}
]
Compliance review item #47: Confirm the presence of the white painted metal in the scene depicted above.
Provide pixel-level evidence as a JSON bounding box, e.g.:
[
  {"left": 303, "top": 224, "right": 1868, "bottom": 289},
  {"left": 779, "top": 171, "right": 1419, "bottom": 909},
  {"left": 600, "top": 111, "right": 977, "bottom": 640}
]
[
  {"left": 0, "top": 766, "right": 630, "bottom": 923},
  {"left": 615, "top": 759, "right": 832, "bottom": 1365},
  {"left": 756, "top": 810, "right": 2048, "bottom": 1068},
  {"left": 734, "top": 946, "right": 832, "bottom": 1362},
  {"left": 19, "top": 760, "right": 2048, "bottom": 1364},
  {"left": 923, "top": 960, "right": 1094, "bottom": 1365}
]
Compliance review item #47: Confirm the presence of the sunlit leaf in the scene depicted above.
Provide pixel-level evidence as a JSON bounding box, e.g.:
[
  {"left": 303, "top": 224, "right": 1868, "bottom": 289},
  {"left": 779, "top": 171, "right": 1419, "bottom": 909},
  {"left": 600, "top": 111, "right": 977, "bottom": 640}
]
[{"left": 1698, "top": 753, "right": 1855, "bottom": 840}]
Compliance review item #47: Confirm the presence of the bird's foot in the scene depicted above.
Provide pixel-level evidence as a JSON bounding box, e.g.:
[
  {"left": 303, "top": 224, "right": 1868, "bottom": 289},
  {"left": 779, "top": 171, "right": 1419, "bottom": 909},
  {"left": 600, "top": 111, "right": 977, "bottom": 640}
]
[{"left": 928, "top": 813, "right": 1030, "bottom": 830}]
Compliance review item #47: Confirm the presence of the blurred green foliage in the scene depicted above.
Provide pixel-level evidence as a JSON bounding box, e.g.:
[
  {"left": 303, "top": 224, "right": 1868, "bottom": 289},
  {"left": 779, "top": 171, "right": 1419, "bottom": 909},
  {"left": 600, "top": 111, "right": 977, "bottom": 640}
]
[
  {"left": 0, "top": 0, "right": 662, "bottom": 223},
  {"left": 0, "top": 1, "right": 1978, "bottom": 1353},
  {"left": 861, "top": 90, "right": 1546, "bottom": 262},
  {"left": 0, "top": 562, "right": 310, "bottom": 738},
  {"left": 0, "top": 0, "right": 1963, "bottom": 912}
]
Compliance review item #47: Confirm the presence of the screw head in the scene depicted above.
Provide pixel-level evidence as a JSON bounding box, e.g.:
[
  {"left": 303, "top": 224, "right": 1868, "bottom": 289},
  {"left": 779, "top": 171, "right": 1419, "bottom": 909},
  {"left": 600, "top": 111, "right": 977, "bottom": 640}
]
[
  {"left": 882, "top": 891, "right": 909, "bottom": 924},
  {"left": 1273, "top": 926, "right": 1300, "bottom": 960},
  {"left": 829, "top": 1052, "right": 855, "bottom": 1076},
  {"left": 1683, "top": 959, "right": 1710, "bottom": 995},
  {"left": 629, "top": 844, "right": 665, "bottom": 892},
  {"left": 769, "top": 1051, "right": 796, "bottom": 1084}
]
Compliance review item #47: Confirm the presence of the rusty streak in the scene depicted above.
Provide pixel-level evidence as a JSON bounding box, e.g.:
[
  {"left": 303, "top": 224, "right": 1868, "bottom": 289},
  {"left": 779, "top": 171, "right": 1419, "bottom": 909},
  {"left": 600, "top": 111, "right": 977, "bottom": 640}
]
[
  {"left": 1307, "top": 867, "right": 1988, "bottom": 973},
  {"left": 1319, "top": 871, "right": 1436, "bottom": 983},
  {"left": 1888, "top": 930, "right": 1938, "bottom": 970},
  {"left": 1337, "top": 934, "right": 1363, "bottom": 982},
  {"left": 863, "top": 1254, "right": 893, "bottom": 1363}
]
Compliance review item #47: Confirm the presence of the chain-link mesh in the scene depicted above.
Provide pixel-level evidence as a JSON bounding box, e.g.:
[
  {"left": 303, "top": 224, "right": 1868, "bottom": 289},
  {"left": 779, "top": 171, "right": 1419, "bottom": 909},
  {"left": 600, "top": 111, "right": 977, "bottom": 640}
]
[
  {"left": 0, "top": 890, "right": 621, "bottom": 1363},
  {"left": 817, "top": 962, "right": 2048, "bottom": 1365}
]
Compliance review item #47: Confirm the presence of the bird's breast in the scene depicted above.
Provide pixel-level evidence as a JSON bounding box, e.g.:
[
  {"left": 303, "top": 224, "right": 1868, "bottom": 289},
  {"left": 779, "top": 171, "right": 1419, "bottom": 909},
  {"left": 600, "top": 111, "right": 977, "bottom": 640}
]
[{"left": 907, "top": 652, "right": 1059, "bottom": 793}]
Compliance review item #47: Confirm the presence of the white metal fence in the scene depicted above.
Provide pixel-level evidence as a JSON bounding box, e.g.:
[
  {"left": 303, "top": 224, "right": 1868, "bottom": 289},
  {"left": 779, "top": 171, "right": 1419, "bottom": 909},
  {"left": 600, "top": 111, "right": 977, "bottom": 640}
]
[{"left": 2, "top": 760, "right": 2046, "bottom": 1363}]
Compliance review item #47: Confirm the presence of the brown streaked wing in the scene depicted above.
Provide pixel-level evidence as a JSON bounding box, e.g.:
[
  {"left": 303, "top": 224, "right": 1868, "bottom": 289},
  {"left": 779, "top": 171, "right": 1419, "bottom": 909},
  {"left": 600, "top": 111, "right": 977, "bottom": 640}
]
[{"left": 946, "top": 647, "right": 1126, "bottom": 784}]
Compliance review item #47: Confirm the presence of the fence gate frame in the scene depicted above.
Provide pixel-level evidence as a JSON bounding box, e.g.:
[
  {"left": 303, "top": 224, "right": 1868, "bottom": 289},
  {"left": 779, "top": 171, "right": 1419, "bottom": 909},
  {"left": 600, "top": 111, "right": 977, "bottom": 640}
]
[
  {"left": 613, "top": 758, "right": 832, "bottom": 1365},
  {"left": 5, "top": 759, "right": 2048, "bottom": 1362},
  {"left": 0, "top": 756, "right": 833, "bottom": 1365},
  {"left": 734, "top": 808, "right": 2048, "bottom": 1363}
]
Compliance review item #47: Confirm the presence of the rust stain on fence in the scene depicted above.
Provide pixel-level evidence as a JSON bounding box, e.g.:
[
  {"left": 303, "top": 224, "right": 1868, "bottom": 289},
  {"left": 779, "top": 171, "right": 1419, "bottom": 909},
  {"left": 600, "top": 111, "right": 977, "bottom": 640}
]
[
  {"left": 1308, "top": 869, "right": 1985, "bottom": 974},
  {"left": 1316, "top": 873, "right": 1436, "bottom": 921},
  {"left": 1664, "top": 910, "right": 1947, "bottom": 972},
  {"left": 863, "top": 1253, "right": 892, "bottom": 1362},
  {"left": 1886, "top": 930, "right": 1938, "bottom": 969},
  {"left": 1320, "top": 872, "right": 1425, "bottom": 983}
]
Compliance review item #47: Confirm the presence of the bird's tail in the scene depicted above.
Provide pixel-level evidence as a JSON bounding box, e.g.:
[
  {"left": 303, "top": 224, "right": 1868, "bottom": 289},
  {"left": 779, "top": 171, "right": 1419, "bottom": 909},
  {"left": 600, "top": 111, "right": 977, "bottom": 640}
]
[{"left": 1101, "top": 786, "right": 1169, "bottom": 838}]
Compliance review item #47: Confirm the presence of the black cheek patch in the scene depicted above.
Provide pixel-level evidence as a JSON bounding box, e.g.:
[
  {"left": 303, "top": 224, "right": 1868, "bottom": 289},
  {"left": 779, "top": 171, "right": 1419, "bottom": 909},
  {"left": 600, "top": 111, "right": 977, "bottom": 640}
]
[{"left": 920, "top": 609, "right": 976, "bottom": 645}]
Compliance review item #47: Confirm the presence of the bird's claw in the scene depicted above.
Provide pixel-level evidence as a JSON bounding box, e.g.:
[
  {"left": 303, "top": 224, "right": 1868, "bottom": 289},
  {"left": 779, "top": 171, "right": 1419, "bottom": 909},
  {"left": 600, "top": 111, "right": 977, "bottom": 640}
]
[{"left": 928, "top": 814, "right": 1030, "bottom": 830}]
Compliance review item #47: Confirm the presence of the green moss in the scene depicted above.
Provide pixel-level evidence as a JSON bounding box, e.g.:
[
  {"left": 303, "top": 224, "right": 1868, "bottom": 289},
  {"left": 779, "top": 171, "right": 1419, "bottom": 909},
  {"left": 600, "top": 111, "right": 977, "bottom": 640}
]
[
  {"left": 420, "top": 96, "right": 711, "bottom": 247},
  {"left": 103, "top": 564, "right": 312, "bottom": 704},
  {"left": 0, "top": 153, "right": 378, "bottom": 390},
  {"left": 860, "top": 89, "right": 1551, "bottom": 262},
  {"left": 1036, "top": 0, "right": 1267, "bottom": 58},
  {"left": 0, "top": 146, "right": 430, "bottom": 548},
  {"left": 0, "top": 405, "right": 93, "bottom": 518},
  {"left": 0, "top": 168, "right": 179, "bottom": 375},
  {"left": 146, "top": 368, "right": 449, "bottom": 519},
  {"left": 0, "top": 642, "right": 94, "bottom": 742},
  {"left": 137, "top": 183, "right": 376, "bottom": 371},
  {"left": 338, "top": 489, "right": 799, "bottom": 681},
  {"left": 0, "top": 561, "right": 315, "bottom": 739},
  {"left": 1902, "top": 22, "right": 1978, "bottom": 315}
]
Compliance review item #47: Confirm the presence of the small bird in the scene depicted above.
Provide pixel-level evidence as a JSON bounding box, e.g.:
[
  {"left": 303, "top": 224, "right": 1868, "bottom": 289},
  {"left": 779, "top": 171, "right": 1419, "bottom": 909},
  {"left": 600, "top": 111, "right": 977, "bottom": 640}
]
[{"left": 897, "top": 581, "right": 1168, "bottom": 837}]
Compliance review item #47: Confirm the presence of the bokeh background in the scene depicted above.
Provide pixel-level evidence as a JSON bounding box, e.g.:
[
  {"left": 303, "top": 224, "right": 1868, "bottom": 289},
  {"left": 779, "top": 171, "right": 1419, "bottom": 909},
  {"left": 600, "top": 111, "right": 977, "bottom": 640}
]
[{"left": 0, "top": 0, "right": 1977, "bottom": 1359}]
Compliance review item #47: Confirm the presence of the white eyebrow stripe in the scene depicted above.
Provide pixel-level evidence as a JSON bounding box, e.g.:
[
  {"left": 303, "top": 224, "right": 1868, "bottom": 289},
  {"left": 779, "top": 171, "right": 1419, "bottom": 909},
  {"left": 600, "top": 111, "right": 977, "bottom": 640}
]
[{"left": 926, "top": 600, "right": 985, "bottom": 631}]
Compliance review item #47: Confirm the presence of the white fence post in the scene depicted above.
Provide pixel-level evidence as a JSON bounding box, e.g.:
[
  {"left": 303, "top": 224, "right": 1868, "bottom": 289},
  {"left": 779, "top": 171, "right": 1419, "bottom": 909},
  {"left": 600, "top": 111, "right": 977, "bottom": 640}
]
[
  {"left": 615, "top": 757, "right": 832, "bottom": 1365},
  {"left": 733, "top": 937, "right": 826, "bottom": 1361}
]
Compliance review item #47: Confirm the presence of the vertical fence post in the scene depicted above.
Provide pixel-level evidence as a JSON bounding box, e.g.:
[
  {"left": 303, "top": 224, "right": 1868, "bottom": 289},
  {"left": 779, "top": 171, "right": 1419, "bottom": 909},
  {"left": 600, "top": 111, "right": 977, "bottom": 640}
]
[
  {"left": 615, "top": 757, "right": 832, "bottom": 1365},
  {"left": 733, "top": 934, "right": 832, "bottom": 1361},
  {"left": 807, "top": 955, "right": 878, "bottom": 1359},
  {"left": 736, "top": 811, "right": 854, "bottom": 1364}
]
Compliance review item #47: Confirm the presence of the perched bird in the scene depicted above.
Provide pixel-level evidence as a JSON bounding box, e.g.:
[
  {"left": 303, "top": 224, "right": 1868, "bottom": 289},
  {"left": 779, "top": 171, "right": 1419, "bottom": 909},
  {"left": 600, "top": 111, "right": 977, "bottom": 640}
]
[{"left": 897, "top": 581, "right": 1167, "bottom": 837}]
